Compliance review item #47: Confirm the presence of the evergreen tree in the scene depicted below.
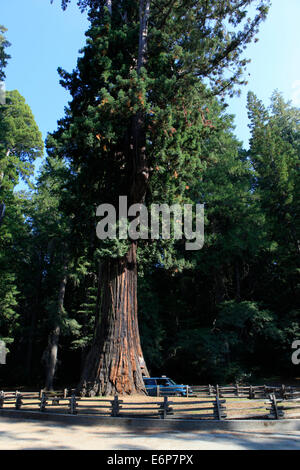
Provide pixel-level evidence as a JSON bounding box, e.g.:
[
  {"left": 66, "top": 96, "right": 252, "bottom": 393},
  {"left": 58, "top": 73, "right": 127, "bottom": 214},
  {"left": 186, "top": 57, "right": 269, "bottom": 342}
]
[
  {"left": 247, "top": 91, "right": 299, "bottom": 308},
  {"left": 246, "top": 91, "right": 300, "bottom": 374},
  {"left": 49, "top": 0, "right": 269, "bottom": 395},
  {"left": 0, "top": 25, "right": 10, "bottom": 82},
  {"left": 0, "top": 84, "right": 43, "bottom": 356}
]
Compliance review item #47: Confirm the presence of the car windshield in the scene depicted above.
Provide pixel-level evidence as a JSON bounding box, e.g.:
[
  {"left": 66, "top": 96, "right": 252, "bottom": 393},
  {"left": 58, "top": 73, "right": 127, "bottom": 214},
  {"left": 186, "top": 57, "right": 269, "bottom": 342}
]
[
  {"left": 156, "top": 378, "right": 177, "bottom": 386},
  {"left": 156, "top": 379, "right": 169, "bottom": 386},
  {"left": 144, "top": 379, "right": 156, "bottom": 385}
]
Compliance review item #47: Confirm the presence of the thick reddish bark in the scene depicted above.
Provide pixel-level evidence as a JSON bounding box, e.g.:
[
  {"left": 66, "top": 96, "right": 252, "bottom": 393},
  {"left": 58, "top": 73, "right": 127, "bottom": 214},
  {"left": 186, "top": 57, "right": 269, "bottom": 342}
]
[
  {"left": 78, "top": 243, "right": 149, "bottom": 396},
  {"left": 78, "top": 0, "right": 151, "bottom": 396}
]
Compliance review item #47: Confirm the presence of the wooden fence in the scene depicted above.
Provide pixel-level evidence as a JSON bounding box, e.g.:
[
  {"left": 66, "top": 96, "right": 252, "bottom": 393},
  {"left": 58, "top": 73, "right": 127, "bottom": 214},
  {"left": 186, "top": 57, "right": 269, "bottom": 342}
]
[
  {"left": 0, "top": 384, "right": 300, "bottom": 400},
  {"left": 0, "top": 391, "right": 226, "bottom": 420},
  {"left": 190, "top": 384, "right": 300, "bottom": 399},
  {"left": 1, "top": 390, "right": 300, "bottom": 420},
  {"left": 137, "top": 383, "right": 300, "bottom": 399},
  {"left": 111, "top": 397, "right": 227, "bottom": 420},
  {"left": 1, "top": 384, "right": 299, "bottom": 400},
  {"left": 266, "top": 394, "right": 300, "bottom": 420}
]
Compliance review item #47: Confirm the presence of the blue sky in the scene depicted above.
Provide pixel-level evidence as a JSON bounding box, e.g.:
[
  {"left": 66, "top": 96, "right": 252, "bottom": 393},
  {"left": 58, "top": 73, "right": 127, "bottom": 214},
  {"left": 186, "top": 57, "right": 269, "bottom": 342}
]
[
  {"left": 2, "top": 0, "right": 88, "bottom": 140},
  {"left": 1, "top": 0, "right": 300, "bottom": 180},
  {"left": 228, "top": 0, "right": 300, "bottom": 147}
]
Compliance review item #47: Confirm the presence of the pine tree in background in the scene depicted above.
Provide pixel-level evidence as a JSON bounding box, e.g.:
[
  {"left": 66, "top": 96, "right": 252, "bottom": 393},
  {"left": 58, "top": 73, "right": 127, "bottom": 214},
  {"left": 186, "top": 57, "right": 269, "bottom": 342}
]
[
  {"left": 0, "top": 25, "right": 10, "bottom": 82},
  {"left": 0, "top": 26, "right": 10, "bottom": 229},
  {"left": 0, "top": 79, "right": 43, "bottom": 357},
  {"left": 0, "top": 90, "right": 43, "bottom": 192},
  {"left": 28, "top": 157, "right": 71, "bottom": 390},
  {"left": 247, "top": 91, "right": 300, "bottom": 351}
]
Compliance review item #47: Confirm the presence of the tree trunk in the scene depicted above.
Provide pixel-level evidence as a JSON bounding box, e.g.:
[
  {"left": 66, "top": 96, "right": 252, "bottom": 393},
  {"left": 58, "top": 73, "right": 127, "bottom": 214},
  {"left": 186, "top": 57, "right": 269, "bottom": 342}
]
[
  {"left": 0, "top": 150, "right": 9, "bottom": 227},
  {"left": 105, "top": 0, "right": 112, "bottom": 15},
  {"left": 45, "top": 326, "right": 61, "bottom": 391},
  {"left": 78, "top": 0, "right": 151, "bottom": 396},
  {"left": 235, "top": 260, "right": 241, "bottom": 302},
  {"left": 137, "top": 0, "right": 150, "bottom": 71},
  {"left": 214, "top": 269, "right": 226, "bottom": 305},
  {"left": 77, "top": 0, "right": 151, "bottom": 396},
  {"left": 78, "top": 243, "right": 149, "bottom": 396},
  {"left": 44, "top": 270, "right": 67, "bottom": 391},
  {"left": 26, "top": 258, "right": 43, "bottom": 382}
]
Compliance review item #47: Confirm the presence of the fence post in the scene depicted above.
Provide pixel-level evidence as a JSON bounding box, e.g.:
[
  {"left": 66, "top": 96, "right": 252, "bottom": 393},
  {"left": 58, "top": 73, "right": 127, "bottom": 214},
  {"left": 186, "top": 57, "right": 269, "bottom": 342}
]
[
  {"left": 157, "top": 385, "right": 160, "bottom": 397},
  {"left": 52, "top": 395, "right": 60, "bottom": 406},
  {"left": 69, "top": 394, "right": 77, "bottom": 415},
  {"left": 249, "top": 385, "right": 255, "bottom": 399},
  {"left": 0, "top": 391, "right": 4, "bottom": 408},
  {"left": 111, "top": 395, "right": 120, "bottom": 417},
  {"left": 216, "top": 384, "right": 220, "bottom": 399},
  {"left": 64, "top": 388, "right": 68, "bottom": 399},
  {"left": 208, "top": 384, "right": 213, "bottom": 396},
  {"left": 214, "top": 397, "right": 226, "bottom": 420},
  {"left": 186, "top": 385, "right": 189, "bottom": 398},
  {"left": 267, "top": 394, "right": 284, "bottom": 420},
  {"left": 161, "top": 396, "right": 169, "bottom": 419},
  {"left": 235, "top": 383, "right": 240, "bottom": 397},
  {"left": 280, "top": 384, "right": 286, "bottom": 400},
  {"left": 40, "top": 392, "right": 47, "bottom": 412},
  {"left": 15, "top": 392, "right": 22, "bottom": 410}
]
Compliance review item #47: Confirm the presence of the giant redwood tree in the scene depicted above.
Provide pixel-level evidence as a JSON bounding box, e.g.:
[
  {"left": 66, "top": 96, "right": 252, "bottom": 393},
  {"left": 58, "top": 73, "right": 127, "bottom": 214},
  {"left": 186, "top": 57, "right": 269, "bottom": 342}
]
[{"left": 49, "top": 0, "right": 270, "bottom": 395}]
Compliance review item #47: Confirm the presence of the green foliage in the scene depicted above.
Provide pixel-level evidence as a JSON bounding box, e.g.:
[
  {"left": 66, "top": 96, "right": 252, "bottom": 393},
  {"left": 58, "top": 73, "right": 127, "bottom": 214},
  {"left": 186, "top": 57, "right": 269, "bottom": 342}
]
[
  {"left": 0, "top": 90, "right": 44, "bottom": 192},
  {"left": 138, "top": 277, "right": 165, "bottom": 368},
  {"left": 71, "top": 286, "right": 97, "bottom": 350},
  {"left": 0, "top": 271, "right": 19, "bottom": 345},
  {"left": 136, "top": 92, "right": 299, "bottom": 383},
  {"left": 0, "top": 86, "right": 43, "bottom": 357},
  {"left": 0, "top": 25, "right": 10, "bottom": 81},
  {"left": 247, "top": 91, "right": 300, "bottom": 311}
]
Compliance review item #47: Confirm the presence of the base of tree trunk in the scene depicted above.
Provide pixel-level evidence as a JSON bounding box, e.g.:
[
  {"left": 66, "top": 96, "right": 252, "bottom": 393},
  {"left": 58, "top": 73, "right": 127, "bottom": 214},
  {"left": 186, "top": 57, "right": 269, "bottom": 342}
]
[{"left": 77, "top": 243, "right": 149, "bottom": 396}]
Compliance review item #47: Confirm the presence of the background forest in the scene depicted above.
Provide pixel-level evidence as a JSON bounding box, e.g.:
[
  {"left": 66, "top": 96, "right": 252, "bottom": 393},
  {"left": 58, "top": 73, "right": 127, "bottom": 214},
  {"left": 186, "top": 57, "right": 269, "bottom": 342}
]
[{"left": 0, "top": 1, "right": 299, "bottom": 390}]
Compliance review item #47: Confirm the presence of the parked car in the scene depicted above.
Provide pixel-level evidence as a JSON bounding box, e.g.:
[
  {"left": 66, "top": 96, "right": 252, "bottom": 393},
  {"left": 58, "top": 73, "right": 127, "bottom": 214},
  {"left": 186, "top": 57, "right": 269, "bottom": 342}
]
[{"left": 143, "top": 376, "right": 192, "bottom": 397}]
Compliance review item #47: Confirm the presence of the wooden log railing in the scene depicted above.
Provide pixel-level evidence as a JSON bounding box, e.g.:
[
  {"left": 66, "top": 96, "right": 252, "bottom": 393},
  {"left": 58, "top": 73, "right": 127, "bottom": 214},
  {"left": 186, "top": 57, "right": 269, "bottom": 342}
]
[
  {"left": 1, "top": 385, "right": 299, "bottom": 401},
  {"left": 189, "top": 384, "right": 300, "bottom": 399},
  {"left": 0, "top": 386, "right": 300, "bottom": 420},
  {"left": 266, "top": 394, "right": 285, "bottom": 420},
  {"left": 266, "top": 393, "right": 300, "bottom": 420},
  {"left": 0, "top": 392, "right": 226, "bottom": 420}
]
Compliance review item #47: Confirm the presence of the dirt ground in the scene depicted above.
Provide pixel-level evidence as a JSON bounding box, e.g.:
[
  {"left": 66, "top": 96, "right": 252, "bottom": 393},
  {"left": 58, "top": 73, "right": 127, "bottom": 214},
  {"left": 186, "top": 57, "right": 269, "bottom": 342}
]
[{"left": 0, "top": 416, "right": 300, "bottom": 450}]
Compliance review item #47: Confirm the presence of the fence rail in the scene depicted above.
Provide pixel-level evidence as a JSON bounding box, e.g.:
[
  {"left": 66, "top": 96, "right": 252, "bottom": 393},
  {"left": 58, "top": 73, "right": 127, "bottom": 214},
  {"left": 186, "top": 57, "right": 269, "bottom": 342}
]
[
  {"left": 190, "top": 384, "right": 300, "bottom": 399},
  {"left": 266, "top": 394, "right": 300, "bottom": 419},
  {"left": 1, "top": 384, "right": 299, "bottom": 400},
  {"left": 1, "top": 388, "right": 300, "bottom": 420},
  {"left": 0, "top": 392, "right": 227, "bottom": 420},
  {"left": 144, "top": 383, "right": 300, "bottom": 399}
]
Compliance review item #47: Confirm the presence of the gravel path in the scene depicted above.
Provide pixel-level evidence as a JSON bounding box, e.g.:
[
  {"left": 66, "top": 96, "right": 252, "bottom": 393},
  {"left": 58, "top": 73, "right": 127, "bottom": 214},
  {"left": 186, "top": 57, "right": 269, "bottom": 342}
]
[{"left": 0, "top": 417, "right": 300, "bottom": 450}]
